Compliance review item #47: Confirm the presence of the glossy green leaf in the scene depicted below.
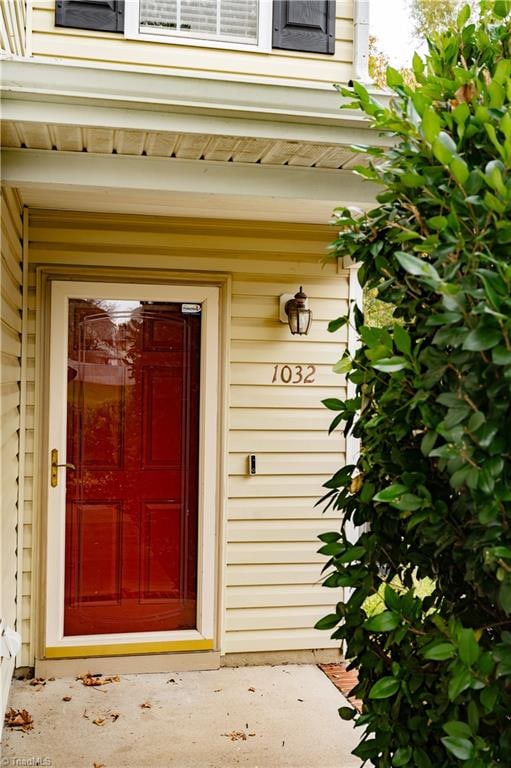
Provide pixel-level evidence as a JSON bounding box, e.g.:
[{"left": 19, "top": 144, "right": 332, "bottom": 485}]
[
  {"left": 441, "top": 736, "right": 474, "bottom": 760},
  {"left": 368, "top": 676, "right": 401, "bottom": 699},
  {"left": 373, "top": 484, "right": 408, "bottom": 502},
  {"left": 393, "top": 746, "right": 412, "bottom": 766},
  {"left": 314, "top": 614, "right": 339, "bottom": 630},
  {"left": 364, "top": 611, "right": 400, "bottom": 632},
  {"left": 395, "top": 251, "right": 440, "bottom": 281},
  {"left": 422, "top": 641, "right": 456, "bottom": 660}
]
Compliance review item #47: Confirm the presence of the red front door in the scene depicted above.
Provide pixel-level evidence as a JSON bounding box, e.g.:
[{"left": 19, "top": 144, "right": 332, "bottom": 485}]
[{"left": 64, "top": 299, "right": 201, "bottom": 636}]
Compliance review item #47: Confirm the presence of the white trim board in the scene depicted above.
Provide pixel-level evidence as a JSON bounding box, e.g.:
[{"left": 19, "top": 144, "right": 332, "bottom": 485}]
[
  {"left": 1, "top": 150, "right": 379, "bottom": 208},
  {"left": 45, "top": 281, "right": 220, "bottom": 651},
  {"left": 0, "top": 60, "right": 392, "bottom": 143}
]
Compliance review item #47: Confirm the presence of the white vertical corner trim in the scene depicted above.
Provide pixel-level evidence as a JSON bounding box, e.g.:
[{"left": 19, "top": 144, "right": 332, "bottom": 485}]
[
  {"left": 15, "top": 206, "right": 29, "bottom": 667},
  {"left": 45, "top": 281, "right": 220, "bottom": 650},
  {"left": 345, "top": 264, "right": 363, "bottom": 544},
  {"left": 353, "top": 0, "right": 370, "bottom": 83}
]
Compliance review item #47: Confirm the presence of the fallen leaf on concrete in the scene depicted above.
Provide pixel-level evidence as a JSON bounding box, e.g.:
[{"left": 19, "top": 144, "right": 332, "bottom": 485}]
[
  {"left": 140, "top": 702, "right": 152, "bottom": 709},
  {"left": 213, "top": 689, "right": 222, "bottom": 693},
  {"left": 166, "top": 678, "right": 176, "bottom": 684},
  {"left": 297, "top": 698, "right": 304, "bottom": 702},
  {"left": 93, "top": 763, "right": 105, "bottom": 768},
  {"left": 78, "top": 673, "right": 120, "bottom": 687},
  {"left": 29, "top": 677, "right": 46, "bottom": 687},
  {"left": 62, "top": 696, "right": 72, "bottom": 702},
  {"left": 83, "top": 710, "right": 89, "bottom": 719},
  {"left": 4, "top": 708, "right": 34, "bottom": 732},
  {"left": 248, "top": 733, "right": 256, "bottom": 737},
  {"left": 223, "top": 731, "right": 247, "bottom": 741},
  {"left": 93, "top": 718, "right": 105, "bottom": 726},
  {"left": 248, "top": 687, "right": 256, "bottom": 692},
  {"left": 48, "top": 677, "right": 55, "bottom": 682},
  {"left": 109, "top": 712, "right": 120, "bottom": 722}
]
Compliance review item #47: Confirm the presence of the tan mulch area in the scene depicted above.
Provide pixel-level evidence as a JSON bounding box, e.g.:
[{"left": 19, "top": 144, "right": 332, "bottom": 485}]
[{"left": 318, "top": 663, "right": 363, "bottom": 712}]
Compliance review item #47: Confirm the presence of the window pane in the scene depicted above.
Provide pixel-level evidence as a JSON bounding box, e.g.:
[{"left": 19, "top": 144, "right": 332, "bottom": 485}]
[{"left": 139, "top": 0, "right": 258, "bottom": 43}]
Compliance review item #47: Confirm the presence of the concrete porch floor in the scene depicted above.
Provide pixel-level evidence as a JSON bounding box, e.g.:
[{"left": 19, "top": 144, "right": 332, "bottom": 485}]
[{"left": 3, "top": 664, "right": 362, "bottom": 768}]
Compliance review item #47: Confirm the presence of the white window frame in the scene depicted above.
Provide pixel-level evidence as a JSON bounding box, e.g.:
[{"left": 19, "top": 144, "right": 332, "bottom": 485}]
[
  {"left": 45, "top": 280, "right": 220, "bottom": 653},
  {"left": 125, "top": 0, "right": 272, "bottom": 53}
]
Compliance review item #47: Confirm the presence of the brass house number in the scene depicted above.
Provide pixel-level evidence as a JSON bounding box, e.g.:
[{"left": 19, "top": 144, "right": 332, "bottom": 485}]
[{"left": 271, "top": 364, "right": 316, "bottom": 384}]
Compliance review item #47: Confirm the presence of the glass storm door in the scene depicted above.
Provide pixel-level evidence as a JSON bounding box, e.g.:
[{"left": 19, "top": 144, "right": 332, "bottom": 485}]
[{"left": 63, "top": 298, "right": 201, "bottom": 637}]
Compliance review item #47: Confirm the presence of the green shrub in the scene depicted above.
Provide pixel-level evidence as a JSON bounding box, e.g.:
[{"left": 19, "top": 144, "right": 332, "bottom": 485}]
[{"left": 317, "top": 3, "right": 511, "bottom": 766}]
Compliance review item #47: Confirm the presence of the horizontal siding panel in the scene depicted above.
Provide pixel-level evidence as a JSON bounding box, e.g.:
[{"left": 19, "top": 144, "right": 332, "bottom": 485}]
[
  {"left": 231, "top": 296, "right": 348, "bottom": 321},
  {"left": 223, "top": 629, "right": 339, "bottom": 652},
  {"left": 227, "top": 498, "right": 341, "bottom": 520},
  {"left": 1, "top": 351, "right": 21, "bottom": 380},
  {"left": 228, "top": 430, "right": 344, "bottom": 453},
  {"left": 226, "top": 584, "right": 338, "bottom": 608},
  {"left": 29, "top": 245, "right": 334, "bottom": 278},
  {"left": 1, "top": 322, "right": 22, "bottom": 357},
  {"left": 229, "top": 407, "right": 344, "bottom": 431},
  {"left": 227, "top": 542, "right": 322, "bottom": 565},
  {"left": 226, "top": 563, "right": 324, "bottom": 586},
  {"left": 225, "top": 606, "right": 327, "bottom": 631},
  {"left": 228, "top": 453, "right": 341, "bottom": 476},
  {"left": 0, "top": 292, "right": 22, "bottom": 334},
  {"left": 230, "top": 340, "right": 344, "bottom": 365},
  {"left": 230, "top": 318, "right": 345, "bottom": 343},
  {"left": 227, "top": 519, "right": 338, "bottom": 542},
  {"left": 229, "top": 475, "right": 328, "bottom": 499},
  {"left": 232, "top": 279, "right": 348, "bottom": 300},
  {"left": 30, "top": 30, "right": 353, "bottom": 86},
  {"left": 230, "top": 385, "right": 342, "bottom": 409},
  {"left": 28, "top": 225, "right": 332, "bottom": 257}
]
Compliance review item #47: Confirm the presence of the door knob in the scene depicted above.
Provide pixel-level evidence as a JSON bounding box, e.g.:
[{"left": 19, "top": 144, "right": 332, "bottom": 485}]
[{"left": 50, "top": 449, "right": 76, "bottom": 488}]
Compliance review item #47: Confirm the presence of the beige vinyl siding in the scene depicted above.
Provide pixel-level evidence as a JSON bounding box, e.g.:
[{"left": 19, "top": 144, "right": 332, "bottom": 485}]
[
  {"left": 31, "top": 1, "right": 353, "bottom": 86},
  {"left": 24, "top": 210, "right": 347, "bottom": 662},
  {"left": 1, "top": 187, "right": 23, "bottom": 714}
]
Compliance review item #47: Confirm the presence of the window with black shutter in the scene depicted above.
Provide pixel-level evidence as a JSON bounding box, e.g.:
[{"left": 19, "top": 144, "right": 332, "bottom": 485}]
[
  {"left": 55, "top": 0, "right": 124, "bottom": 33},
  {"left": 272, "top": 0, "right": 335, "bottom": 55},
  {"left": 55, "top": 0, "right": 336, "bottom": 56}
]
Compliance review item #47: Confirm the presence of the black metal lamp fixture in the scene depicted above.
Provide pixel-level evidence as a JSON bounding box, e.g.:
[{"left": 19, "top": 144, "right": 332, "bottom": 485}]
[{"left": 282, "top": 286, "right": 312, "bottom": 335}]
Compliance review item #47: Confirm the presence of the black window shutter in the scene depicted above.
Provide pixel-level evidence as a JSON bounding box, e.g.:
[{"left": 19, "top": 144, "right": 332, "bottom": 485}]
[
  {"left": 55, "top": 0, "right": 124, "bottom": 33},
  {"left": 272, "top": 1, "right": 335, "bottom": 55}
]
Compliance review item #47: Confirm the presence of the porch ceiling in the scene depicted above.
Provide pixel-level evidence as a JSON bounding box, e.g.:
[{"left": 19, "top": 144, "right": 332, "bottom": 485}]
[{"left": 1, "top": 120, "right": 365, "bottom": 170}]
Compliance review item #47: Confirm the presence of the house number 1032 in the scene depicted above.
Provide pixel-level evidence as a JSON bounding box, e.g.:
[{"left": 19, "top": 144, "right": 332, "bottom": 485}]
[{"left": 271, "top": 364, "right": 316, "bottom": 384}]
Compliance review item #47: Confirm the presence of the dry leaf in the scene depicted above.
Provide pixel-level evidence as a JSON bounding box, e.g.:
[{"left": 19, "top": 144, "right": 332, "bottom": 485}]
[
  {"left": 4, "top": 707, "right": 34, "bottom": 732},
  {"left": 62, "top": 696, "right": 72, "bottom": 702},
  {"left": 48, "top": 677, "right": 55, "bottom": 682},
  {"left": 223, "top": 731, "right": 247, "bottom": 741},
  {"left": 350, "top": 474, "right": 364, "bottom": 494},
  {"left": 248, "top": 732, "right": 256, "bottom": 737},
  {"left": 93, "top": 763, "right": 106, "bottom": 768},
  {"left": 30, "top": 677, "right": 46, "bottom": 687},
  {"left": 93, "top": 718, "right": 105, "bottom": 726},
  {"left": 110, "top": 712, "right": 120, "bottom": 722},
  {"left": 454, "top": 82, "right": 476, "bottom": 104},
  {"left": 83, "top": 710, "right": 89, "bottom": 719},
  {"left": 78, "top": 673, "right": 120, "bottom": 687},
  {"left": 140, "top": 701, "right": 152, "bottom": 709},
  {"left": 248, "top": 687, "right": 256, "bottom": 692},
  {"left": 213, "top": 689, "right": 222, "bottom": 693}
]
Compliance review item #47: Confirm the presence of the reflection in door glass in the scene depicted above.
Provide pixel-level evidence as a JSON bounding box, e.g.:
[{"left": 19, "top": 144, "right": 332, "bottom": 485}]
[{"left": 64, "top": 299, "right": 201, "bottom": 637}]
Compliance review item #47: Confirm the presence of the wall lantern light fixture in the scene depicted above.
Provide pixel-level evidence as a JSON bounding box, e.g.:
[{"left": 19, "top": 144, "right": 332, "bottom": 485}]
[{"left": 279, "top": 286, "right": 312, "bottom": 336}]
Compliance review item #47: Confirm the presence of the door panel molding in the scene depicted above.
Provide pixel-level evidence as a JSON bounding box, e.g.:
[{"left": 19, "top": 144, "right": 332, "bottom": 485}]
[{"left": 45, "top": 280, "right": 220, "bottom": 652}]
